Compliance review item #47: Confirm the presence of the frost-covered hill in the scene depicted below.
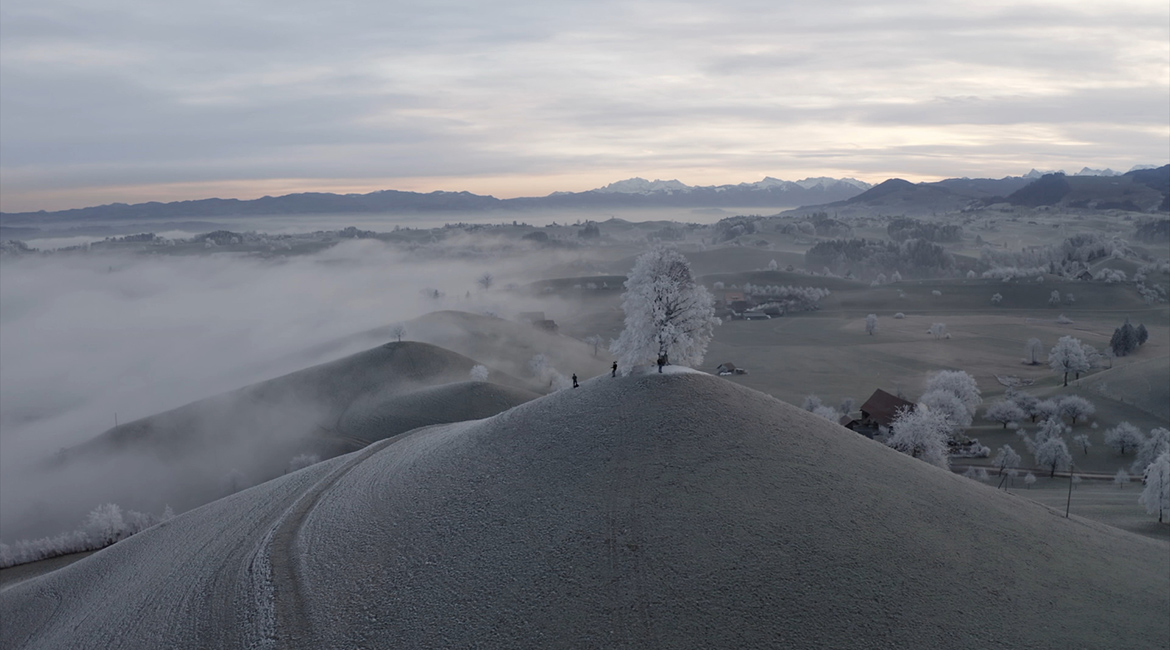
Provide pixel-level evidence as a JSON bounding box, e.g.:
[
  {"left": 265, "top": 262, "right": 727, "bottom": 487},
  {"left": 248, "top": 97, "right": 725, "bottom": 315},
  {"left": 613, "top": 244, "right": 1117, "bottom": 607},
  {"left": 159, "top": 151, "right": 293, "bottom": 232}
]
[
  {"left": 4, "top": 341, "right": 534, "bottom": 542},
  {"left": 3, "top": 372, "right": 1165, "bottom": 649}
]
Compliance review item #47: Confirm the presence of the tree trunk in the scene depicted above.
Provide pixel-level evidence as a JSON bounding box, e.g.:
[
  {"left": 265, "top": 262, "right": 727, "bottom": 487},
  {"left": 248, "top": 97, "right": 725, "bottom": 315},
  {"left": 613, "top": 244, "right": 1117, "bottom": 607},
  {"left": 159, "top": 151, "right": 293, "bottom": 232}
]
[{"left": 1062, "top": 372, "right": 1068, "bottom": 387}]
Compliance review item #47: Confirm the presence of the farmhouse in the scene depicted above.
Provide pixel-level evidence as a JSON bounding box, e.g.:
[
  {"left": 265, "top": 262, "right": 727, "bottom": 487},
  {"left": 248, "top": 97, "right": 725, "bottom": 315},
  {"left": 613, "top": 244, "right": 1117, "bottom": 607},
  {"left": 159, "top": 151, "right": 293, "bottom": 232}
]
[
  {"left": 716, "top": 362, "right": 747, "bottom": 376},
  {"left": 845, "top": 389, "right": 915, "bottom": 437}
]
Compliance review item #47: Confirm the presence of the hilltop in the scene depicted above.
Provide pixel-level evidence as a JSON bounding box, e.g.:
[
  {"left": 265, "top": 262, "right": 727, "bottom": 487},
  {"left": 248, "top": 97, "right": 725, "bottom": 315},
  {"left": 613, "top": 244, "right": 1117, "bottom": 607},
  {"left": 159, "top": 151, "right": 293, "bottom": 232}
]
[{"left": 3, "top": 372, "right": 1165, "bottom": 648}]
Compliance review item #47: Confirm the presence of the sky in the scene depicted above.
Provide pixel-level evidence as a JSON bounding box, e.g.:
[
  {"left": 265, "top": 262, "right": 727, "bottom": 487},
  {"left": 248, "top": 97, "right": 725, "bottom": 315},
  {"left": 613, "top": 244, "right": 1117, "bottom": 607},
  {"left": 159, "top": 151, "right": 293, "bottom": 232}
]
[{"left": 1, "top": 0, "right": 1167, "bottom": 212}]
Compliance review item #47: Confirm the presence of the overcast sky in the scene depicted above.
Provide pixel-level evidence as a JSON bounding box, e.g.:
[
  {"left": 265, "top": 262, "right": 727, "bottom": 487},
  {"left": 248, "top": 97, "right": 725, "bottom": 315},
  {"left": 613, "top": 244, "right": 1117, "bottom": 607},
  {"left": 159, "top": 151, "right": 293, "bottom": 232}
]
[{"left": 1, "top": 0, "right": 1167, "bottom": 212}]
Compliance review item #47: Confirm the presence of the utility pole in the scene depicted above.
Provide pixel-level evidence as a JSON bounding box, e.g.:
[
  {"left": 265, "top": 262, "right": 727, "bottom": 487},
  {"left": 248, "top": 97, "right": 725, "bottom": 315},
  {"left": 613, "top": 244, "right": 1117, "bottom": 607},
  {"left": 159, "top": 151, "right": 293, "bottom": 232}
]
[{"left": 1065, "top": 463, "right": 1075, "bottom": 518}]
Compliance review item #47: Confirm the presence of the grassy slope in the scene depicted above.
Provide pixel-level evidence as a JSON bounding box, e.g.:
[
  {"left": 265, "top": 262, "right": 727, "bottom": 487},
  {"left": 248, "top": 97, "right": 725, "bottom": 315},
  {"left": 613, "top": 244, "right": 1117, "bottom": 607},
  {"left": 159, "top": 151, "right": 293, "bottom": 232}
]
[{"left": 299, "top": 373, "right": 1169, "bottom": 648}]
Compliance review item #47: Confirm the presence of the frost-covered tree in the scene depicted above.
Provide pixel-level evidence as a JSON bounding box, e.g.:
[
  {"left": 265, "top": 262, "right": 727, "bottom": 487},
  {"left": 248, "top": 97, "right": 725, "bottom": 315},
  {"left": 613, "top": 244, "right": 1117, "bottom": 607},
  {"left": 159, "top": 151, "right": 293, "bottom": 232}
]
[
  {"left": 1033, "top": 399, "right": 1061, "bottom": 424},
  {"left": 1034, "top": 435, "right": 1072, "bottom": 478},
  {"left": 1010, "top": 390, "right": 1041, "bottom": 421},
  {"left": 768, "top": 259, "right": 779, "bottom": 271},
  {"left": 839, "top": 397, "right": 856, "bottom": 414},
  {"left": 469, "top": 364, "right": 490, "bottom": 381},
  {"left": 1024, "top": 472, "right": 1037, "bottom": 488},
  {"left": 891, "top": 270, "right": 902, "bottom": 282},
  {"left": 1048, "top": 335, "right": 1090, "bottom": 386},
  {"left": 1104, "top": 422, "right": 1144, "bottom": 456},
  {"left": 1024, "top": 338, "right": 1044, "bottom": 366},
  {"left": 86, "top": 504, "right": 127, "bottom": 546},
  {"left": 924, "top": 370, "right": 981, "bottom": 416},
  {"left": 1057, "top": 395, "right": 1095, "bottom": 425},
  {"left": 610, "top": 246, "right": 720, "bottom": 371},
  {"left": 991, "top": 293, "right": 1003, "bottom": 305},
  {"left": 929, "top": 322, "right": 948, "bottom": 339},
  {"left": 1048, "top": 290, "right": 1061, "bottom": 306},
  {"left": 886, "top": 407, "right": 950, "bottom": 469},
  {"left": 477, "top": 272, "right": 494, "bottom": 291},
  {"left": 1136, "top": 323, "right": 1149, "bottom": 346},
  {"left": 812, "top": 405, "right": 840, "bottom": 422},
  {"left": 390, "top": 323, "right": 406, "bottom": 342},
  {"left": 1072, "top": 433, "right": 1091, "bottom": 455},
  {"left": 584, "top": 335, "right": 605, "bottom": 358},
  {"left": 1131, "top": 427, "right": 1170, "bottom": 474},
  {"left": 802, "top": 395, "right": 823, "bottom": 412},
  {"left": 1138, "top": 452, "right": 1170, "bottom": 522},
  {"left": 865, "top": 314, "right": 878, "bottom": 336},
  {"left": 993, "top": 444, "right": 1022, "bottom": 476},
  {"left": 1114, "top": 468, "right": 1130, "bottom": 489},
  {"left": 985, "top": 400, "right": 1025, "bottom": 428},
  {"left": 921, "top": 389, "right": 972, "bottom": 435},
  {"left": 287, "top": 453, "right": 320, "bottom": 473}
]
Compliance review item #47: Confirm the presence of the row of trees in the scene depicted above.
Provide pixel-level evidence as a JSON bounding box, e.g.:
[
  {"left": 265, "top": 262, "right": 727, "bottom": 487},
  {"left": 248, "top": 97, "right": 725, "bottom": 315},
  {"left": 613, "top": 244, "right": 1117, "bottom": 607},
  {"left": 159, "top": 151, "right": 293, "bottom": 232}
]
[
  {"left": 740, "top": 283, "right": 831, "bottom": 311},
  {"left": 805, "top": 238, "right": 957, "bottom": 280},
  {"left": 0, "top": 503, "right": 173, "bottom": 569}
]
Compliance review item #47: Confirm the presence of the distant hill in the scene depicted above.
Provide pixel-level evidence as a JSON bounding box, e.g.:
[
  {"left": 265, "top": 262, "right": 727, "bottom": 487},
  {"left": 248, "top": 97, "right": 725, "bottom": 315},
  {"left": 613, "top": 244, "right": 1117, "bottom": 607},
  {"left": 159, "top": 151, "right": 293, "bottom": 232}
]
[
  {"left": 0, "top": 176, "right": 872, "bottom": 224},
  {"left": 781, "top": 166, "right": 1169, "bottom": 217},
  {"left": 5, "top": 341, "right": 533, "bottom": 541},
  {"left": 3, "top": 372, "right": 1165, "bottom": 648},
  {"left": 784, "top": 177, "right": 980, "bottom": 217},
  {"left": 1003, "top": 165, "right": 1170, "bottom": 211}
]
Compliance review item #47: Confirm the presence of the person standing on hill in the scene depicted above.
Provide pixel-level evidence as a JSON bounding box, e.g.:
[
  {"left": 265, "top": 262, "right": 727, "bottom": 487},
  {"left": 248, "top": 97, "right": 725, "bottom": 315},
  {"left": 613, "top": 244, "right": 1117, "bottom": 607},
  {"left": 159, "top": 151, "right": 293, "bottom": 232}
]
[
  {"left": 611, "top": 361, "right": 618, "bottom": 377},
  {"left": 572, "top": 374, "right": 579, "bottom": 388},
  {"left": 657, "top": 355, "right": 666, "bottom": 373}
]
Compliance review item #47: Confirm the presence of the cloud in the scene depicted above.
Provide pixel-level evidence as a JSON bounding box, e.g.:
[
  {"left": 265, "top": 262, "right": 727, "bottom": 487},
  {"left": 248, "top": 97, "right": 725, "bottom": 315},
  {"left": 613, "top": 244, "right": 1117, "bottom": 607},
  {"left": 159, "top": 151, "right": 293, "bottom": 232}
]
[{"left": 1, "top": 0, "right": 1167, "bottom": 210}]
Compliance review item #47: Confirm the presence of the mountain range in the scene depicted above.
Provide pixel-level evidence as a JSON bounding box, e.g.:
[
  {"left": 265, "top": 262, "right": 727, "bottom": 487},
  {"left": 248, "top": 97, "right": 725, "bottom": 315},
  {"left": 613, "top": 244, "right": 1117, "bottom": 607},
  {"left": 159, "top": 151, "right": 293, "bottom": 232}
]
[
  {"left": 2, "top": 167, "right": 1167, "bottom": 225},
  {"left": 783, "top": 165, "right": 1170, "bottom": 217}
]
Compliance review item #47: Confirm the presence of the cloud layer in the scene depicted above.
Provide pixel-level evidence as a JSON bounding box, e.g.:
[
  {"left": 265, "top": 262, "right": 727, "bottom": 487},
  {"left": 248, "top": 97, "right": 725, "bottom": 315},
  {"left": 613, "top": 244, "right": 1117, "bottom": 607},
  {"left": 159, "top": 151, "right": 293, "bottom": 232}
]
[{"left": 1, "top": 0, "right": 1167, "bottom": 210}]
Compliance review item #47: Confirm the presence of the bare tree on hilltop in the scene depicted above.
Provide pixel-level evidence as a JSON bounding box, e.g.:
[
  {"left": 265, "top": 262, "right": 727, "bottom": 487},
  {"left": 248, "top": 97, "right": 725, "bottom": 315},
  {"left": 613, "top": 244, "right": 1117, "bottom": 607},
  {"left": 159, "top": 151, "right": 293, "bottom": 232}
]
[{"left": 610, "top": 246, "right": 720, "bottom": 372}]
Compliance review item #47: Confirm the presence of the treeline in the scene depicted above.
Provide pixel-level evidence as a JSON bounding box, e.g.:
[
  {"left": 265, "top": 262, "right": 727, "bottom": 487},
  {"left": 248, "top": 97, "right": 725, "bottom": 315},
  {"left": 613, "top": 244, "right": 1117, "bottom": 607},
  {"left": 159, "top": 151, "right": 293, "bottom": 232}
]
[
  {"left": 741, "top": 283, "right": 831, "bottom": 311},
  {"left": 980, "top": 232, "right": 1130, "bottom": 275},
  {"left": 805, "top": 238, "right": 956, "bottom": 279},
  {"left": 887, "top": 218, "right": 963, "bottom": 243}
]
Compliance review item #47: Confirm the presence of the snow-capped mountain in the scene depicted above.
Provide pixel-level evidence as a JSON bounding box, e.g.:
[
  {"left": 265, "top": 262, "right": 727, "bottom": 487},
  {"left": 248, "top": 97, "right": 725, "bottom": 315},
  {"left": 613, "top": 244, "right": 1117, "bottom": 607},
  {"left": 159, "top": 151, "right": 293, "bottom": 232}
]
[
  {"left": 594, "top": 178, "right": 691, "bottom": 194},
  {"left": 589, "top": 176, "right": 873, "bottom": 195}
]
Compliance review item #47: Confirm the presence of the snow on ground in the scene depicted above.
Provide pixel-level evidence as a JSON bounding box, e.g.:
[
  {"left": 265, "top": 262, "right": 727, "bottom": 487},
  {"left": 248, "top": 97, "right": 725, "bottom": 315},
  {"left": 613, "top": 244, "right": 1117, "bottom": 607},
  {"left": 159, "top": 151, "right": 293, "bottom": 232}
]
[{"left": 2, "top": 373, "right": 1167, "bottom": 649}]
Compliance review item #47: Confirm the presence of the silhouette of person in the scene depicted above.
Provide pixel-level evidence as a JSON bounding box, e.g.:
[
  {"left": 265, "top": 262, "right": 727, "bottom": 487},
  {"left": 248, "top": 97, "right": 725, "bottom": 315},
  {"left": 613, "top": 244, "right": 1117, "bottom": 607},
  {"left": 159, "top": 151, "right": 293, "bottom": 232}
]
[
  {"left": 572, "top": 373, "right": 579, "bottom": 388},
  {"left": 657, "top": 355, "right": 665, "bottom": 373},
  {"left": 611, "top": 361, "right": 618, "bottom": 377}
]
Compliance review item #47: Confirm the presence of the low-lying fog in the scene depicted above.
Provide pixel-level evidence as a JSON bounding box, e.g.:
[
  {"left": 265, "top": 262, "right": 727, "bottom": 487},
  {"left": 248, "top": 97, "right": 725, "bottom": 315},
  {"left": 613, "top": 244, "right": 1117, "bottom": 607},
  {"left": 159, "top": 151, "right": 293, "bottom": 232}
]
[{"left": 0, "top": 230, "right": 599, "bottom": 541}]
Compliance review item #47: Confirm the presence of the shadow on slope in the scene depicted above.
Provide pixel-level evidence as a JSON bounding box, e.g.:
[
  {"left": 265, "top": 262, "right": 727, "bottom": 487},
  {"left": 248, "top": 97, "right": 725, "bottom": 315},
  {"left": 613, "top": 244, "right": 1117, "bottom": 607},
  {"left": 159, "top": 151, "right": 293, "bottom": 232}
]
[
  {"left": 4, "top": 373, "right": 1165, "bottom": 649},
  {"left": 3, "top": 341, "right": 531, "bottom": 542}
]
